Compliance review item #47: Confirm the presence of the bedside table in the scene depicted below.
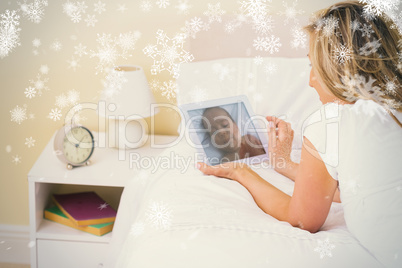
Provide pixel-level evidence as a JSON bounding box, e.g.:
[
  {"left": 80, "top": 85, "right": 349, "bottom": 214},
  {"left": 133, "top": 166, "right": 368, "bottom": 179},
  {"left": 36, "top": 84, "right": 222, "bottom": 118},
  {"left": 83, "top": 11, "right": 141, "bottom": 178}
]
[{"left": 28, "top": 133, "right": 178, "bottom": 268}]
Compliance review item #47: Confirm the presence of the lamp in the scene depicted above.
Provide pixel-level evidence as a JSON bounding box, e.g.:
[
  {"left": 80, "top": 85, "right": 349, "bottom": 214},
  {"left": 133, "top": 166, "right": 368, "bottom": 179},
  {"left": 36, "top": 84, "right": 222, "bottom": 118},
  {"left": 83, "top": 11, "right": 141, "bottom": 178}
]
[{"left": 99, "top": 65, "right": 158, "bottom": 149}]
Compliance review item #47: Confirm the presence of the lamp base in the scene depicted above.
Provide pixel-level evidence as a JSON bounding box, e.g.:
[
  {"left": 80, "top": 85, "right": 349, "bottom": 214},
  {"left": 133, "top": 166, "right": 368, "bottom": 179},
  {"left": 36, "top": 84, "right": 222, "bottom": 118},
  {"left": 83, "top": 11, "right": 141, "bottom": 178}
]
[{"left": 108, "top": 118, "right": 148, "bottom": 149}]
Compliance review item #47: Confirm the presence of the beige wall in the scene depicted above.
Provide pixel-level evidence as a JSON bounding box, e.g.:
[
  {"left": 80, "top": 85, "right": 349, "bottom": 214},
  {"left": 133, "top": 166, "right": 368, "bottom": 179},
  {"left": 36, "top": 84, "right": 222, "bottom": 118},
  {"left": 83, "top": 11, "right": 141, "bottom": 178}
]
[{"left": 0, "top": 0, "right": 339, "bottom": 226}]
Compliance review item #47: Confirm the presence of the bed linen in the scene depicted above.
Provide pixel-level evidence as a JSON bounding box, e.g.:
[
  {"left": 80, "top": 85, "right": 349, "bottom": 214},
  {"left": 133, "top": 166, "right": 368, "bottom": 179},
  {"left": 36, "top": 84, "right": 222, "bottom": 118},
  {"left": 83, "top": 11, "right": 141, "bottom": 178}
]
[{"left": 106, "top": 139, "right": 382, "bottom": 268}]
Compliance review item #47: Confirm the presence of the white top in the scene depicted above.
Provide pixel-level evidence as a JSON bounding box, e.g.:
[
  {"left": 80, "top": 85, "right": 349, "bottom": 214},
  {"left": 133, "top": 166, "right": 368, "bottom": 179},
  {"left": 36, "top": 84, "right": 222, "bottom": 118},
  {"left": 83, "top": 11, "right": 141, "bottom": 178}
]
[{"left": 303, "top": 99, "right": 402, "bottom": 267}]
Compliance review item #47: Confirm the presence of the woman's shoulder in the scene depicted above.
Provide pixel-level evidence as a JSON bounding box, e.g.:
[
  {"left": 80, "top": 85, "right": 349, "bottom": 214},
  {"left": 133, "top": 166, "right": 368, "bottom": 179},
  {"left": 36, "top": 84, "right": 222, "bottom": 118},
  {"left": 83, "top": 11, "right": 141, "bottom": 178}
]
[{"left": 341, "top": 99, "right": 402, "bottom": 127}]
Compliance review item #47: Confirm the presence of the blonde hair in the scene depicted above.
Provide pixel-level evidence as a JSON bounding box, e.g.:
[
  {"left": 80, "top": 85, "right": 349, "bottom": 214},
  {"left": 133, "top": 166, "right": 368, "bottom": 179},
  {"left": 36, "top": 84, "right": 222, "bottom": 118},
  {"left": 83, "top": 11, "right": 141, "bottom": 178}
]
[{"left": 304, "top": 1, "right": 402, "bottom": 126}]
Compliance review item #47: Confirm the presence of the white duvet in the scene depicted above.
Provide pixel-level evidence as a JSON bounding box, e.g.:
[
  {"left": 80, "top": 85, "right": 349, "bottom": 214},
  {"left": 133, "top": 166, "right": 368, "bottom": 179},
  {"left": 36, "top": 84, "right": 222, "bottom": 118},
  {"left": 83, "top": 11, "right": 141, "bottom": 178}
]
[{"left": 106, "top": 140, "right": 382, "bottom": 268}]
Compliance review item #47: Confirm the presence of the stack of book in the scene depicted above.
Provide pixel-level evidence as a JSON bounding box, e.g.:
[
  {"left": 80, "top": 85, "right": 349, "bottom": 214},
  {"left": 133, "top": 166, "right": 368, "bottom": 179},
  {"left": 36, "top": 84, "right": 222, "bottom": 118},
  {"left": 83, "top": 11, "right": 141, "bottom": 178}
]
[{"left": 44, "top": 191, "right": 117, "bottom": 236}]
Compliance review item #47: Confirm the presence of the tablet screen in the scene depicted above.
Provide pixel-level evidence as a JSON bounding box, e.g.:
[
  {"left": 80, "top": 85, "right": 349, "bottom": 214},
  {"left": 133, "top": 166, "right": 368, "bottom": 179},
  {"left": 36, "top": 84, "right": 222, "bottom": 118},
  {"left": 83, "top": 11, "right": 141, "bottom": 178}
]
[{"left": 182, "top": 96, "right": 268, "bottom": 165}]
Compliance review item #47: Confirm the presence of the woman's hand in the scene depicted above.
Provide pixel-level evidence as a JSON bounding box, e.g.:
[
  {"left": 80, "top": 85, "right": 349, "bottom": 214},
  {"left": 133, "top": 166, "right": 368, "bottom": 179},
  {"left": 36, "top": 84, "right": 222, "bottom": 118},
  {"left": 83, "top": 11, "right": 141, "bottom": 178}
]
[
  {"left": 266, "top": 116, "right": 297, "bottom": 178},
  {"left": 197, "top": 162, "right": 251, "bottom": 182}
]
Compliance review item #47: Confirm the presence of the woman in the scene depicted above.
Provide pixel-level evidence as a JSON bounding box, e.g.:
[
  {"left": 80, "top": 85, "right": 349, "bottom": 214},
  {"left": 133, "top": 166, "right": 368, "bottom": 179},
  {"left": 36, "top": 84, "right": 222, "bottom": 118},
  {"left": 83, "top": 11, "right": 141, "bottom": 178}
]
[
  {"left": 202, "top": 106, "right": 265, "bottom": 163},
  {"left": 198, "top": 1, "right": 402, "bottom": 267}
]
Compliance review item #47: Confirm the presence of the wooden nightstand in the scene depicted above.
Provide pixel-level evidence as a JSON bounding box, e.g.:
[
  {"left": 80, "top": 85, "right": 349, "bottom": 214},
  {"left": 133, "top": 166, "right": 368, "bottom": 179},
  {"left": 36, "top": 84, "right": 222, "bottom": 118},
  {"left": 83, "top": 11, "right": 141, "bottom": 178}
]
[{"left": 28, "top": 133, "right": 178, "bottom": 268}]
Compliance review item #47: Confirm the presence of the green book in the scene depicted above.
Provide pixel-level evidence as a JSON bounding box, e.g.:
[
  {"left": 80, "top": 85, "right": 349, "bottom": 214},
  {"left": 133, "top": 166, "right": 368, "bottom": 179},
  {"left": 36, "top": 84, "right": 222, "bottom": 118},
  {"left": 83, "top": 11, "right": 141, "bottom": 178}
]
[{"left": 44, "top": 206, "right": 114, "bottom": 236}]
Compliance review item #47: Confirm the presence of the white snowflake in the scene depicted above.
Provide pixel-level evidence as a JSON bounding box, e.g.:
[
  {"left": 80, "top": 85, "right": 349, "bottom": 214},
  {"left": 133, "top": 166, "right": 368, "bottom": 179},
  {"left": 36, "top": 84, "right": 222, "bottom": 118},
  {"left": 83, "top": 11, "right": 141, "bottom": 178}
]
[
  {"left": 101, "top": 68, "right": 128, "bottom": 99},
  {"left": 212, "top": 63, "right": 235, "bottom": 81},
  {"left": 322, "top": 15, "right": 339, "bottom": 37},
  {"left": 291, "top": 26, "right": 307, "bottom": 50},
  {"left": 224, "top": 20, "right": 239, "bottom": 34},
  {"left": 239, "top": 0, "right": 269, "bottom": 22},
  {"left": 32, "top": 38, "right": 41, "bottom": 47},
  {"left": 359, "top": 38, "right": 381, "bottom": 56},
  {"left": 98, "top": 202, "right": 108, "bottom": 210},
  {"left": 74, "top": 43, "right": 87, "bottom": 57},
  {"left": 70, "top": 12, "right": 81, "bottom": 23},
  {"left": 333, "top": 45, "right": 352, "bottom": 64},
  {"left": 19, "top": 0, "right": 48, "bottom": 24},
  {"left": 94, "top": 1, "right": 106, "bottom": 14},
  {"left": 253, "top": 55, "right": 263, "bottom": 65},
  {"left": 25, "top": 137, "right": 36, "bottom": 148},
  {"left": 76, "top": 1, "right": 88, "bottom": 14},
  {"left": 175, "top": 0, "right": 191, "bottom": 15},
  {"left": 30, "top": 73, "right": 49, "bottom": 95},
  {"left": 360, "top": 23, "right": 374, "bottom": 37},
  {"left": 156, "top": 0, "right": 170, "bottom": 9},
  {"left": 84, "top": 14, "right": 97, "bottom": 27},
  {"left": 204, "top": 2, "right": 226, "bottom": 23},
  {"left": 359, "top": 0, "right": 400, "bottom": 18},
  {"left": 158, "top": 80, "right": 178, "bottom": 101},
  {"left": 67, "top": 56, "right": 80, "bottom": 71},
  {"left": 263, "top": 61, "right": 278, "bottom": 75},
  {"left": 382, "top": 76, "right": 399, "bottom": 96},
  {"left": 50, "top": 39, "right": 62, "bottom": 51},
  {"left": 48, "top": 108, "right": 62, "bottom": 121},
  {"left": 277, "top": 0, "right": 304, "bottom": 25},
  {"left": 67, "top": 89, "right": 80, "bottom": 104},
  {"left": 146, "top": 200, "right": 172, "bottom": 230},
  {"left": 55, "top": 93, "right": 69, "bottom": 108},
  {"left": 118, "top": 31, "right": 141, "bottom": 53},
  {"left": 130, "top": 221, "right": 145, "bottom": 236},
  {"left": 350, "top": 20, "right": 361, "bottom": 31},
  {"left": 24, "top": 87, "right": 36, "bottom": 99},
  {"left": 314, "top": 238, "right": 335, "bottom": 259},
  {"left": 140, "top": 0, "right": 153, "bottom": 12},
  {"left": 253, "top": 35, "right": 281, "bottom": 54},
  {"left": 252, "top": 15, "right": 274, "bottom": 35},
  {"left": 0, "top": 10, "right": 21, "bottom": 58},
  {"left": 10, "top": 105, "right": 27, "bottom": 124},
  {"left": 62, "top": 1, "right": 87, "bottom": 23},
  {"left": 116, "top": 4, "right": 127, "bottom": 13},
  {"left": 39, "top": 64, "right": 49, "bottom": 74},
  {"left": 143, "top": 29, "right": 194, "bottom": 78},
  {"left": 12, "top": 155, "right": 22, "bottom": 165},
  {"left": 90, "top": 33, "right": 133, "bottom": 73},
  {"left": 184, "top": 16, "right": 207, "bottom": 39}
]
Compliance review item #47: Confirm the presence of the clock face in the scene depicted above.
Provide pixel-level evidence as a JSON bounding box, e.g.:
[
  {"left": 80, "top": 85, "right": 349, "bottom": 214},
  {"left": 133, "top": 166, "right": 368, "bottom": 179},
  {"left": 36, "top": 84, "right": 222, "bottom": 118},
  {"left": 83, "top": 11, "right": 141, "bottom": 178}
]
[{"left": 63, "top": 126, "right": 94, "bottom": 165}]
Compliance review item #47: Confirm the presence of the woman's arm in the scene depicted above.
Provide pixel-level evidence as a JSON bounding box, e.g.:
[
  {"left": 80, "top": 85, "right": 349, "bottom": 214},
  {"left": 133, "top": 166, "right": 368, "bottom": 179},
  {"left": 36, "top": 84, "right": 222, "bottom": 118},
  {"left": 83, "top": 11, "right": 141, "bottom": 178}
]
[
  {"left": 198, "top": 119, "right": 339, "bottom": 232},
  {"left": 266, "top": 116, "right": 341, "bottom": 203},
  {"left": 198, "top": 137, "right": 338, "bottom": 232}
]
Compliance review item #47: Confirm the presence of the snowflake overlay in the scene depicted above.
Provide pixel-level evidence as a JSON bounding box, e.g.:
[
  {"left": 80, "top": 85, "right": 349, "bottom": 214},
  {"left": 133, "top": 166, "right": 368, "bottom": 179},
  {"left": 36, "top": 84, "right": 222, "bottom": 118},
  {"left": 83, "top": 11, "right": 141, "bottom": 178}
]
[
  {"left": 314, "top": 238, "right": 336, "bottom": 259},
  {"left": 0, "top": 10, "right": 21, "bottom": 58},
  {"left": 333, "top": 45, "right": 352, "bottom": 64},
  {"left": 253, "top": 35, "right": 282, "bottom": 54},
  {"left": 12, "top": 155, "right": 22, "bottom": 165},
  {"left": 143, "top": 29, "right": 194, "bottom": 78},
  {"left": 291, "top": 27, "right": 307, "bottom": 50},
  {"left": 90, "top": 32, "right": 140, "bottom": 73},
  {"left": 146, "top": 200, "right": 172, "bottom": 230},
  {"left": 19, "top": 0, "right": 48, "bottom": 24},
  {"left": 25, "top": 137, "right": 36, "bottom": 148},
  {"left": 150, "top": 79, "right": 178, "bottom": 101},
  {"left": 204, "top": 2, "right": 226, "bottom": 23},
  {"left": 10, "top": 105, "right": 27, "bottom": 124}
]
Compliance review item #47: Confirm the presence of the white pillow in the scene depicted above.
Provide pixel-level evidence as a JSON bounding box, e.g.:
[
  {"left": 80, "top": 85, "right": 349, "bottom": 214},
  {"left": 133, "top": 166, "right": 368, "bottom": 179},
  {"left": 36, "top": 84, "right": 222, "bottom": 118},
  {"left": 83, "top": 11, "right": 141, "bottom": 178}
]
[{"left": 177, "top": 57, "right": 322, "bottom": 149}]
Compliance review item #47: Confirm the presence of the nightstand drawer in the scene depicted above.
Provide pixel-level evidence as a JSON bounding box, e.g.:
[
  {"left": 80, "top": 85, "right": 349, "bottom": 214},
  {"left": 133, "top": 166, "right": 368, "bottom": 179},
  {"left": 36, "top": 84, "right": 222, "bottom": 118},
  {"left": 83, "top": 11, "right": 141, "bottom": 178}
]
[{"left": 37, "top": 239, "right": 108, "bottom": 268}]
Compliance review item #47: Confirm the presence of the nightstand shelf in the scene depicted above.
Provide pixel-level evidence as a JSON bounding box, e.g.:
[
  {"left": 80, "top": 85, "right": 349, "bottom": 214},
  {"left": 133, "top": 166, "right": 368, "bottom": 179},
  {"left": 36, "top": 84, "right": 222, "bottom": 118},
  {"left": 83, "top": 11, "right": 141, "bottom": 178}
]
[{"left": 28, "top": 132, "right": 178, "bottom": 268}]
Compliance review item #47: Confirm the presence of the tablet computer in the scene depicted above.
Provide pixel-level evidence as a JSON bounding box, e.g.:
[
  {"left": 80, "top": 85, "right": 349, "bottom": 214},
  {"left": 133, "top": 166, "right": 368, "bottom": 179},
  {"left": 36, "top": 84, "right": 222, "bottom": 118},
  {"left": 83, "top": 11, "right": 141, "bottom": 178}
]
[{"left": 180, "top": 95, "right": 269, "bottom": 165}]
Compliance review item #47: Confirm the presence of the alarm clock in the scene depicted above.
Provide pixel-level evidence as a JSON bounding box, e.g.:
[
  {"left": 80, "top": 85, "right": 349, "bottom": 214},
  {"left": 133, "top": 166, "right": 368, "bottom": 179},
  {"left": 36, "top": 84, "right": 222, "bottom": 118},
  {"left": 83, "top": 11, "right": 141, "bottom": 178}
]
[{"left": 54, "top": 124, "right": 95, "bottom": 169}]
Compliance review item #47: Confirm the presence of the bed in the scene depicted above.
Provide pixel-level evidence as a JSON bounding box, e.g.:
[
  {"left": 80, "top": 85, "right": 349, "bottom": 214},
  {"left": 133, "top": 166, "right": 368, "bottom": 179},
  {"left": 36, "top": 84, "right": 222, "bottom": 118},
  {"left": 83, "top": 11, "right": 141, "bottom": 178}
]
[{"left": 105, "top": 15, "right": 385, "bottom": 268}]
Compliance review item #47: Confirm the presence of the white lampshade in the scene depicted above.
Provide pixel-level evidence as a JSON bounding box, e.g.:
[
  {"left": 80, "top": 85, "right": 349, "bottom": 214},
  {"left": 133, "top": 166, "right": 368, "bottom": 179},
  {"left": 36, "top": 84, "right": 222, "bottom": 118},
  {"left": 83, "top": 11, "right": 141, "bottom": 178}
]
[
  {"left": 99, "top": 65, "right": 159, "bottom": 149},
  {"left": 102, "top": 65, "right": 158, "bottom": 117}
]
